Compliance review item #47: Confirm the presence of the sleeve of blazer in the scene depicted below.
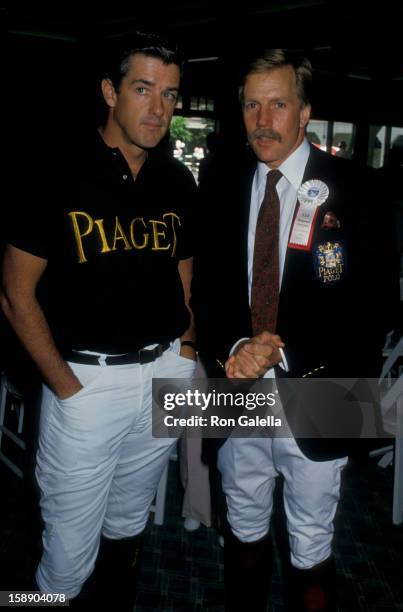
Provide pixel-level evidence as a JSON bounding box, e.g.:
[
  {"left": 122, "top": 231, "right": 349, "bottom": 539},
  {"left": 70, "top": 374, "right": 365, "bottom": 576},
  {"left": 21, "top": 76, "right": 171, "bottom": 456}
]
[{"left": 191, "top": 155, "right": 252, "bottom": 375}]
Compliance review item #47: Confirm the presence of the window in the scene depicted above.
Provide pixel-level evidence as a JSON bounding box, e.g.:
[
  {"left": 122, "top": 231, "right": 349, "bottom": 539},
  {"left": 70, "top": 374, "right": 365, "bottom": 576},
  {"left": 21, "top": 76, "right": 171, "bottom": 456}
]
[
  {"left": 332, "top": 122, "right": 355, "bottom": 159},
  {"left": 308, "top": 120, "right": 356, "bottom": 157},
  {"left": 307, "top": 119, "right": 328, "bottom": 151},
  {"left": 367, "top": 126, "right": 386, "bottom": 168},
  {"left": 170, "top": 116, "right": 217, "bottom": 181},
  {"left": 189, "top": 96, "right": 214, "bottom": 113},
  {"left": 391, "top": 127, "right": 403, "bottom": 152}
]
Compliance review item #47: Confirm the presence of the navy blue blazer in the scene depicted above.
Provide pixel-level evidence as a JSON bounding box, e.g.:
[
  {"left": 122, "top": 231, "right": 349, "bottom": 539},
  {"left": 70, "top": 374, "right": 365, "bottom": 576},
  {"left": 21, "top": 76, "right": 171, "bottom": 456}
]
[{"left": 193, "top": 143, "right": 397, "bottom": 460}]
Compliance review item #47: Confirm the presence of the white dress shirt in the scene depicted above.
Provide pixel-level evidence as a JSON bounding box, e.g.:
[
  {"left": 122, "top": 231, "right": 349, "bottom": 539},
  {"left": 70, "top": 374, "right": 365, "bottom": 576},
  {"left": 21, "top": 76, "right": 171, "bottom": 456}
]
[
  {"left": 233, "top": 138, "right": 311, "bottom": 377},
  {"left": 247, "top": 138, "right": 310, "bottom": 299}
]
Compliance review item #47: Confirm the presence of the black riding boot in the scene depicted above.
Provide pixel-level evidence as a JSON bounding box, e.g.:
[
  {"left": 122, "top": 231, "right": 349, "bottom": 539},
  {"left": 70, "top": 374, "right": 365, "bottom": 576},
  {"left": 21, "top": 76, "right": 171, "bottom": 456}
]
[
  {"left": 92, "top": 533, "right": 143, "bottom": 611},
  {"left": 31, "top": 576, "right": 93, "bottom": 611},
  {"left": 224, "top": 530, "right": 272, "bottom": 612},
  {"left": 284, "top": 556, "right": 337, "bottom": 611}
]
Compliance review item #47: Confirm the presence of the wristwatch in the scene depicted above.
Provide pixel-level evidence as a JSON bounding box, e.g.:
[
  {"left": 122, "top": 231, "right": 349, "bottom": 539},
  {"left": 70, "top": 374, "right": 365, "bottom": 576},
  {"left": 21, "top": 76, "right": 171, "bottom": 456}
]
[{"left": 181, "top": 340, "right": 197, "bottom": 351}]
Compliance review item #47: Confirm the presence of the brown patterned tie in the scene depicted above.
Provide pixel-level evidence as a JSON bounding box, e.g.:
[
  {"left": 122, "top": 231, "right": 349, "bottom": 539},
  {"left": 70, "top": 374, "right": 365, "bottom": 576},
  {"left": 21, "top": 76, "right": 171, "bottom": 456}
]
[{"left": 251, "top": 169, "right": 282, "bottom": 336}]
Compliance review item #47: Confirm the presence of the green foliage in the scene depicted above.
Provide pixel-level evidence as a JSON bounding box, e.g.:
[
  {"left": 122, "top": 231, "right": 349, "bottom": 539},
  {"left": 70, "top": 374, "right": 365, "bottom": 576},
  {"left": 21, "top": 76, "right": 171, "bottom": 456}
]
[{"left": 170, "top": 116, "right": 192, "bottom": 142}]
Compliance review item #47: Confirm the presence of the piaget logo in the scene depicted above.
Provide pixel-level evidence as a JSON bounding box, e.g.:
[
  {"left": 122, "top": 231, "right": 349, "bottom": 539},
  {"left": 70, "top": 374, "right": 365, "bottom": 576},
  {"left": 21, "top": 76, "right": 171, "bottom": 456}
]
[{"left": 68, "top": 211, "right": 182, "bottom": 263}]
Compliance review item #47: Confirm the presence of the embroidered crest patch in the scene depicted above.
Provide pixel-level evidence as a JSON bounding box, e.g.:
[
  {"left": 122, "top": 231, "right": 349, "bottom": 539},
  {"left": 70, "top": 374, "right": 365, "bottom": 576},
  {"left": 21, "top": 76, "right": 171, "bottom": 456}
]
[{"left": 314, "top": 241, "right": 346, "bottom": 284}]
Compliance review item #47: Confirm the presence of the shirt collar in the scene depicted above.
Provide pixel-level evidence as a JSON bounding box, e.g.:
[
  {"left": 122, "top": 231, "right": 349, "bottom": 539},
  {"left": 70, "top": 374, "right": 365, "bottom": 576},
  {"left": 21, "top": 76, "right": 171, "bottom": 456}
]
[{"left": 256, "top": 137, "right": 310, "bottom": 191}]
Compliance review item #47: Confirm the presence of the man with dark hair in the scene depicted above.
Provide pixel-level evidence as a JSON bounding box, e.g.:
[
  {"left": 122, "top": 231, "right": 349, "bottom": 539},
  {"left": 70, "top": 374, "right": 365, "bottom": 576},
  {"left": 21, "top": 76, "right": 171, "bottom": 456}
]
[
  {"left": 194, "top": 49, "right": 395, "bottom": 611},
  {"left": 1, "top": 32, "right": 196, "bottom": 609}
]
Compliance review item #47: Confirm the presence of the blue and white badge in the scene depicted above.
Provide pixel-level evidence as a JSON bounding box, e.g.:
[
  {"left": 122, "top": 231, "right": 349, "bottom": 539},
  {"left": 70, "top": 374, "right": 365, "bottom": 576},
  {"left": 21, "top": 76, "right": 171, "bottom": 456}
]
[
  {"left": 289, "top": 179, "right": 330, "bottom": 251},
  {"left": 298, "top": 179, "right": 329, "bottom": 207},
  {"left": 313, "top": 241, "right": 346, "bottom": 284}
]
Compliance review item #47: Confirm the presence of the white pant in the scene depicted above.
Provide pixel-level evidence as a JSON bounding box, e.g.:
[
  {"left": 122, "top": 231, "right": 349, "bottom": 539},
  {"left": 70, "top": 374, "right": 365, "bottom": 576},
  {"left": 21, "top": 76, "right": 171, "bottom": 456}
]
[
  {"left": 218, "top": 436, "right": 347, "bottom": 569},
  {"left": 35, "top": 340, "right": 195, "bottom": 598},
  {"left": 180, "top": 360, "right": 212, "bottom": 526}
]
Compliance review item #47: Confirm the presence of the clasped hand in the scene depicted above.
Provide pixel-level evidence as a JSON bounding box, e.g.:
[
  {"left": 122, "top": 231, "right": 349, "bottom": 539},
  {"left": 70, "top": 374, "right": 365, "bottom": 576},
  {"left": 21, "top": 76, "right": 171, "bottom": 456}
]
[{"left": 225, "top": 331, "right": 285, "bottom": 379}]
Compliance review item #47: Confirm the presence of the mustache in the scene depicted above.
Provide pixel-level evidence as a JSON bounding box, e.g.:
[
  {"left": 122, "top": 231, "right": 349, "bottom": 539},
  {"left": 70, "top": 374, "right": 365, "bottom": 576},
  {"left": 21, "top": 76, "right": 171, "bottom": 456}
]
[{"left": 250, "top": 129, "right": 282, "bottom": 142}]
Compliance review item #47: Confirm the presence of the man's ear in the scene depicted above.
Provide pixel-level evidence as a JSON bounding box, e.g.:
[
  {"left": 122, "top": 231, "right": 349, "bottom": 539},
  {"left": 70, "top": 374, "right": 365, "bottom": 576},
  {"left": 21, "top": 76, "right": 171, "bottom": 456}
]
[
  {"left": 101, "top": 78, "right": 117, "bottom": 108},
  {"left": 300, "top": 103, "right": 311, "bottom": 129}
]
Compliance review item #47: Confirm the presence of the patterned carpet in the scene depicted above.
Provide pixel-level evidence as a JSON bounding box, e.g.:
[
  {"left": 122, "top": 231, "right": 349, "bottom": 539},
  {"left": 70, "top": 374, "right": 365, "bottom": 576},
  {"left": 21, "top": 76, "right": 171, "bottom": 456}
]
[{"left": 0, "top": 446, "right": 402, "bottom": 611}]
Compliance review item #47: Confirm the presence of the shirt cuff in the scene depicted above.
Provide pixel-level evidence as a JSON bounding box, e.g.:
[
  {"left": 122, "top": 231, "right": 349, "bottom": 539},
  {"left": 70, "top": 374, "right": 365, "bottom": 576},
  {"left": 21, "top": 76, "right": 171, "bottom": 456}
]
[
  {"left": 229, "top": 337, "right": 250, "bottom": 355},
  {"left": 278, "top": 347, "right": 289, "bottom": 371}
]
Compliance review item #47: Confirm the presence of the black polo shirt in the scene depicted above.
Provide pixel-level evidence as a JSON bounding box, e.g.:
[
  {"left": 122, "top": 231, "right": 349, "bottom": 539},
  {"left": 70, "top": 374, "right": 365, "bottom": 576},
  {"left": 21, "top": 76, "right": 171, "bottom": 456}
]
[{"left": 8, "top": 133, "right": 196, "bottom": 353}]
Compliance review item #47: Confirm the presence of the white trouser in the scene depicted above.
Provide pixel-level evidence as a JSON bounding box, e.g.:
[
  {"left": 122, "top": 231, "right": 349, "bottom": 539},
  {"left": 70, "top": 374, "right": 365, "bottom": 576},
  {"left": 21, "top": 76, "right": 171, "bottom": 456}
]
[
  {"left": 218, "top": 436, "right": 348, "bottom": 569},
  {"left": 35, "top": 340, "right": 195, "bottom": 598},
  {"left": 180, "top": 360, "right": 212, "bottom": 526}
]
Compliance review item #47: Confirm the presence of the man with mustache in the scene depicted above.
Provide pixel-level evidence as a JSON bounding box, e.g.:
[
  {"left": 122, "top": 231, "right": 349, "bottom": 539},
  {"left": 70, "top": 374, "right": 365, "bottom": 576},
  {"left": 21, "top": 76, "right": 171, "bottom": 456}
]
[
  {"left": 194, "top": 49, "right": 394, "bottom": 610},
  {"left": 1, "top": 32, "right": 196, "bottom": 609}
]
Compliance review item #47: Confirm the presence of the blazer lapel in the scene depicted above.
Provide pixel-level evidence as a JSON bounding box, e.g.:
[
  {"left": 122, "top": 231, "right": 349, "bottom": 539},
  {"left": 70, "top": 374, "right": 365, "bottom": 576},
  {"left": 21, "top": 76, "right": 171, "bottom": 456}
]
[
  {"left": 236, "top": 158, "right": 256, "bottom": 298},
  {"left": 279, "top": 145, "right": 319, "bottom": 297}
]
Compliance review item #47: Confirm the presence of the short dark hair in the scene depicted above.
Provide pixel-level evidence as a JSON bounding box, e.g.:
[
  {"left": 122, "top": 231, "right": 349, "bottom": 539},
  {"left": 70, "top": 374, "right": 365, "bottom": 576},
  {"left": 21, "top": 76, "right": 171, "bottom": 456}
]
[
  {"left": 239, "top": 48, "right": 313, "bottom": 107},
  {"left": 102, "top": 31, "right": 184, "bottom": 91}
]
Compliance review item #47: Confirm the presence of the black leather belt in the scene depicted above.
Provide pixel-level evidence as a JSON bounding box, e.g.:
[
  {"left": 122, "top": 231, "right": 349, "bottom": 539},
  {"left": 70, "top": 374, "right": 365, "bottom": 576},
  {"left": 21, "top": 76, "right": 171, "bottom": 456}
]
[{"left": 65, "top": 342, "right": 170, "bottom": 366}]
